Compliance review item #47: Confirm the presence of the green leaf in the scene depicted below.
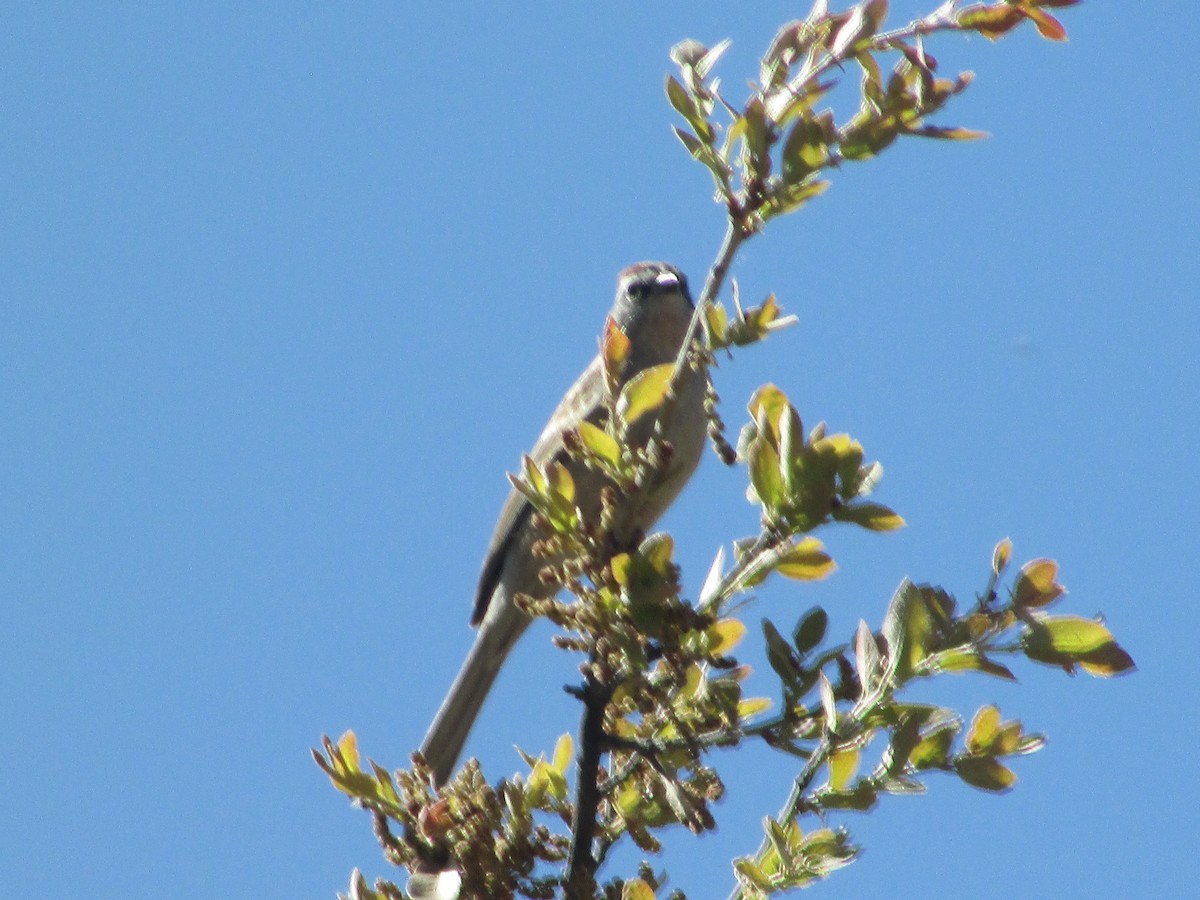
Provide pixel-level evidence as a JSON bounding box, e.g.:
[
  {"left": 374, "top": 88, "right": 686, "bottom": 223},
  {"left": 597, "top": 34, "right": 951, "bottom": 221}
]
[
  {"left": 708, "top": 618, "right": 746, "bottom": 655},
  {"left": 931, "top": 647, "right": 1016, "bottom": 681},
  {"left": 703, "top": 300, "right": 728, "bottom": 347},
  {"left": 992, "top": 537, "right": 1012, "bottom": 576},
  {"left": 818, "top": 781, "right": 878, "bottom": 811},
  {"left": 882, "top": 715, "right": 923, "bottom": 776},
  {"left": 854, "top": 619, "right": 882, "bottom": 695},
  {"left": 1023, "top": 614, "right": 1112, "bottom": 655},
  {"left": 909, "top": 723, "right": 956, "bottom": 769},
  {"left": 738, "top": 696, "right": 773, "bottom": 720},
  {"left": 881, "top": 579, "right": 935, "bottom": 684},
  {"left": 913, "top": 124, "right": 989, "bottom": 140},
  {"left": 819, "top": 671, "right": 837, "bottom": 731},
  {"left": 793, "top": 606, "right": 829, "bottom": 655},
  {"left": 616, "top": 362, "right": 674, "bottom": 425},
  {"left": 781, "top": 116, "right": 828, "bottom": 185},
  {"left": 763, "top": 618, "right": 801, "bottom": 687},
  {"left": 1012, "top": 557, "right": 1065, "bottom": 608},
  {"left": 577, "top": 420, "right": 621, "bottom": 468},
  {"left": 602, "top": 316, "right": 630, "bottom": 376},
  {"left": 746, "top": 384, "right": 791, "bottom": 439},
  {"left": 672, "top": 125, "right": 705, "bottom": 158},
  {"left": 549, "top": 460, "right": 576, "bottom": 504},
  {"left": 1022, "top": 615, "right": 1135, "bottom": 676},
  {"left": 641, "top": 531, "right": 675, "bottom": 571},
  {"left": 955, "top": 756, "right": 1016, "bottom": 792},
  {"left": 740, "top": 97, "right": 772, "bottom": 167},
  {"left": 839, "top": 117, "right": 899, "bottom": 161},
  {"left": 956, "top": 6, "right": 1025, "bottom": 40},
  {"left": 775, "top": 537, "right": 836, "bottom": 580},
  {"left": 828, "top": 746, "right": 860, "bottom": 791},
  {"left": 623, "top": 878, "right": 656, "bottom": 900},
  {"left": 746, "top": 429, "right": 786, "bottom": 514},
  {"left": 1026, "top": 7, "right": 1068, "bottom": 41},
  {"left": 762, "top": 177, "right": 831, "bottom": 219},
  {"left": 831, "top": 1, "right": 885, "bottom": 58},
  {"left": 966, "top": 704, "right": 1002, "bottom": 754},
  {"left": 733, "top": 858, "right": 775, "bottom": 891},
  {"left": 665, "top": 74, "right": 713, "bottom": 143},
  {"left": 552, "top": 733, "right": 573, "bottom": 775},
  {"left": 1076, "top": 642, "right": 1137, "bottom": 677},
  {"left": 830, "top": 501, "right": 905, "bottom": 531}
]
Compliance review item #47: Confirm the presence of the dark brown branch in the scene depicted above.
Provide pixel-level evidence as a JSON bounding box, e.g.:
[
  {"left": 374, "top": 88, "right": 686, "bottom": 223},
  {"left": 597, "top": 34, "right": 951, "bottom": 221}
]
[{"left": 564, "top": 673, "right": 614, "bottom": 896}]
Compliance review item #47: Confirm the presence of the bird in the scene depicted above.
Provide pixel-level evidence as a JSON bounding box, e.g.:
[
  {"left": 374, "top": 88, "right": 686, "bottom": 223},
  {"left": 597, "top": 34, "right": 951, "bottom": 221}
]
[{"left": 419, "top": 261, "right": 709, "bottom": 786}]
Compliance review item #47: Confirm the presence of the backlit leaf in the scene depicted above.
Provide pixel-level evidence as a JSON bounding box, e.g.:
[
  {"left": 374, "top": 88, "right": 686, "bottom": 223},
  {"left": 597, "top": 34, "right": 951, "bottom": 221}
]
[
  {"left": 992, "top": 537, "right": 1012, "bottom": 576},
  {"left": 966, "top": 704, "right": 1001, "bottom": 754},
  {"left": 1012, "top": 558, "right": 1065, "bottom": 608},
  {"left": 577, "top": 420, "right": 620, "bottom": 467},
  {"left": 709, "top": 618, "right": 747, "bottom": 654},
  {"left": 831, "top": 501, "right": 905, "bottom": 531},
  {"left": 955, "top": 756, "right": 1016, "bottom": 792},
  {"left": 616, "top": 362, "right": 674, "bottom": 425},
  {"left": 829, "top": 746, "right": 860, "bottom": 791},
  {"left": 775, "top": 537, "right": 836, "bottom": 580},
  {"left": 623, "top": 879, "right": 656, "bottom": 900}
]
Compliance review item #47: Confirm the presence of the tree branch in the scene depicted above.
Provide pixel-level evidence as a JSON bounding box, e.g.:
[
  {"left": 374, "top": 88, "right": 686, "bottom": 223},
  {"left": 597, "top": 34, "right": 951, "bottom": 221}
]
[{"left": 564, "top": 673, "right": 614, "bottom": 896}]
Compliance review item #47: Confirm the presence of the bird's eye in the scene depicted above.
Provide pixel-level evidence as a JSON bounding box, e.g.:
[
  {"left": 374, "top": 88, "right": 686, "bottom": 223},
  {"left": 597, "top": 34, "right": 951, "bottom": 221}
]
[{"left": 627, "top": 281, "right": 649, "bottom": 300}]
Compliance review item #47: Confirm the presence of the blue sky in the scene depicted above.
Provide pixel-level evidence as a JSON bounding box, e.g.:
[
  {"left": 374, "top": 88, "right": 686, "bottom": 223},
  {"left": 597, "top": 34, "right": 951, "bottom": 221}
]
[{"left": 2, "top": 3, "right": 1194, "bottom": 897}]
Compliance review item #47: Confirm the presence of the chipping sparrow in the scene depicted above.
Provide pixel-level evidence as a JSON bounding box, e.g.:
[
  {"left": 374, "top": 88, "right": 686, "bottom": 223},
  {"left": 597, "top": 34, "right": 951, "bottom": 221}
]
[{"left": 420, "top": 261, "right": 708, "bottom": 785}]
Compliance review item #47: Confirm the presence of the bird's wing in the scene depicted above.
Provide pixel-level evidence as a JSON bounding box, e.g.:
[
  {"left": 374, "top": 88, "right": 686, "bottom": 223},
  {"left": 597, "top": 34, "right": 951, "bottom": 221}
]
[{"left": 470, "top": 353, "right": 606, "bottom": 625}]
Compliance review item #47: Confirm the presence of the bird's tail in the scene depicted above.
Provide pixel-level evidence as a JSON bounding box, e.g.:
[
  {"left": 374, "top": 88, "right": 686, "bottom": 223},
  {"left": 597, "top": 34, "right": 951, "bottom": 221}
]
[{"left": 419, "top": 601, "right": 529, "bottom": 786}]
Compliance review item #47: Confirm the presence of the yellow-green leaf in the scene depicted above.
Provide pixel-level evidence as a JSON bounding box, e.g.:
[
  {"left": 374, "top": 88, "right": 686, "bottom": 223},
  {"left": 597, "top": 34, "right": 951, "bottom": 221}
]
[
  {"left": 641, "top": 531, "right": 675, "bottom": 571},
  {"left": 738, "top": 696, "right": 772, "bottom": 720},
  {"left": 1022, "top": 614, "right": 1135, "bottom": 676},
  {"left": 623, "top": 878, "right": 656, "bottom": 900},
  {"left": 1033, "top": 615, "right": 1113, "bottom": 655},
  {"left": 909, "top": 726, "right": 955, "bottom": 769},
  {"left": 914, "top": 125, "right": 989, "bottom": 141},
  {"left": 734, "top": 859, "right": 775, "bottom": 890},
  {"left": 337, "top": 730, "right": 360, "bottom": 770},
  {"left": 552, "top": 733, "right": 573, "bottom": 775},
  {"left": 932, "top": 648, "right": 1016, "bottom": 681},
  {"left": 602, "top": 316, "right": 631, "bottom": 374},
  {"left": 547, "top": 461, "right": 575, "bottom": 504},
  {"left": 956, "top": 6, "right": 1024, "bottom": 40},
  {"left": 746, "top": 384, "right": 791, "bottom": 441},
  {"left": 616, "top": 362, "right": 674, "bottom": 425},
  {"left": 521, "top": 454, "right": 546, "bottom": 495},
  {"left": 829, "top": 746, "right": 860, "bottom": 791},
  {"left": 577, "top": 420, "right": 620, "bottom": 467},
  {"left": 955, "top": 756, "right": 1016, "bottom": 792},
  {"left": 747, "top": 432, "right": 786, "bottom": 513},
  {"left": 992, "top": 537, "right": 1012, "bottom": 576},
  {"left": 994, "top": 721, "right": 1022, "bottom": 756},
  {"left": 666, "top": 74, "right": 697, "bottom": 119},
  {"left": 1013, "top": 558, "right": 1065, "bottom": 608},
  {"left": 966, "top": 704, "right": 1002, "bottom": 754},
  {"left": 708, "top": 618, "right": 747, "bottom": 654},
  {"left": 831, "top": 501, "right": 905, "bottom": 531},
  {"left": 1078, "top": 642, "right": 1137, "bottom": 677},
  {"left": 776, "top": 537, "right": 836, "bottom": 580},
  {"left": 610, "top": 553, "right": 632, "bottom": 586},
  {"left": 704, "top": 301, "right": 728, "bottom": 346}
]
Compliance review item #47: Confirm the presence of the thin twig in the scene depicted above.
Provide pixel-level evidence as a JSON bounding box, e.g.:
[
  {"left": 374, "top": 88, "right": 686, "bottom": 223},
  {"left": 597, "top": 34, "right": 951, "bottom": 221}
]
[{"left": 727, "top": 739, "right": 834, "bottom": 900}]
